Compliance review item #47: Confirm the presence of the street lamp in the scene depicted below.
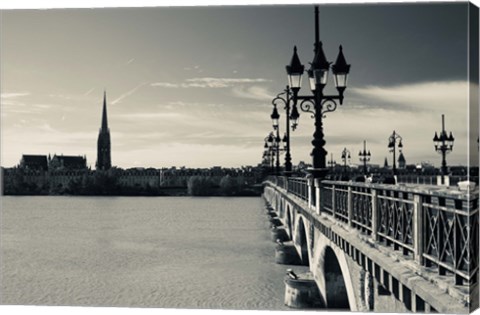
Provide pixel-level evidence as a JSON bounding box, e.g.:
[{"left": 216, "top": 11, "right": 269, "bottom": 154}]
[
  {"left": 284, "top": 6, "right": 351, "bottom": 179},
  {"left": 433, "top": 114, "right": 454, "bottom": 185},
  {"left": 271, "top": 86, "right": 299, "bottom": 176},
  {"left": 265, "top": 131, "right": 283, "bottom": 175},
  {"left": 264, "top": 133, "right": 275, "bottom": 174},
  {"left": 341, "top": 148, "right": 351, "bottom": 174},
  {"left": 270, "top": 105, "right": 281, "bottom": 175},
  {"left": 358, "top": 140, "right": 371, "bottom": 175},
  {"left": 327, "top": 153, "right": 336, "bottom": 171},
  {"left": 388, "top": 130, "right": 403, "bottom": 176},
  {"left": 271, "top": 104, "right": 280, "bottom": 130}
]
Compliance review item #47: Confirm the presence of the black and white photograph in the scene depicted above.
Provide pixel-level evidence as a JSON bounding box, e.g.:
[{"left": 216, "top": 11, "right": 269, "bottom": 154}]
[{"left": 0, "top": 0, "right": 479, "bottom": 314}]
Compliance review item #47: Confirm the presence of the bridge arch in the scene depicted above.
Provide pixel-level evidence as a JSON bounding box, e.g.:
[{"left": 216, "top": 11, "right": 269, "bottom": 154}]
[
  {"left": 264, "top": 187, "right": 273, "bottom": 203},
  {"left": 313, "top": 235, "right": 357, "bottom": 311},
  {"left": 285, "top": 205, "right": 293, "bottom": 239},
  {"left": 278, "top": 197, "right": 285, "bottom": 218},
  {"left": 323, "top": 247, "right": 350, "bottom": 309},
  {"left": 294, "top": 217, "right": 310, "bottom": 266}
]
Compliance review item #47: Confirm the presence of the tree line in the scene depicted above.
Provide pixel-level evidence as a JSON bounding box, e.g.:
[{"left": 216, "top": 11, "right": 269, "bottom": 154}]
[{"left": 2, "top": 171, "right": 262, "bottom": 196}]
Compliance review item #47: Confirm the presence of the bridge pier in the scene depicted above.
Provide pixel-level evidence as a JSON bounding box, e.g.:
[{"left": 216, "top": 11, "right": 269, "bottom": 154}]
[
  {"left": 275, "top": 241, "right": 302, "bottom": 265},
  {"left": 271, "top": 226, "right": 289, "bottom": 242},
  {"left": 269, "top": 217, "right": 282, "bottom": 227},
  {"left": 284, "top": 272, "right": 323, "bottom": 308},
  {"left": 265, "top": 207, "right": 276, "bottom": 216},
  {"left": 266, "top": 206, "right": 277, "bottom": 215}
]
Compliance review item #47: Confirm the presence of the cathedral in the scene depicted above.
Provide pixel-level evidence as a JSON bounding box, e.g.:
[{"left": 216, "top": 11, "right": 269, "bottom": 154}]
[{"left": 96, "top": 91, "right": 112, "bottom": 171}]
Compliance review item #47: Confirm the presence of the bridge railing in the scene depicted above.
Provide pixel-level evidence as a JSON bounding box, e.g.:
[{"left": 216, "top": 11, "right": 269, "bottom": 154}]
[
  {"left": 266, "top": 176, "right": 479, "bottom": 286},
  {"left": 421, "top": 193, "right": 479, "bottom": 285},
  {"left": 382, "top": 174, "right": 479, "bottom": 187},
  {"left": 286, "top": 177, "right": 308, "bottom": 202},
  {"left": 396, "top": 175, "right": 437, "bottom": 185}
]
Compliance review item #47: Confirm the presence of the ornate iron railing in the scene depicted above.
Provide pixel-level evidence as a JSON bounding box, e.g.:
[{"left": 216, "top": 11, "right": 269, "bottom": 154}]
[
  {"left": 286, "top": 177, "right": 308, "bottom": 202},
  {"left": 276, "top": 176, "right": 286, "bottom": 190},
  {"left": 321, "top": 182, "right": 334, "bottom": 215},
  {"left": 376, "top": 189, "right": 414, "bottom": 256},
  {"left": 422, "top": 194, "right": 479, "bottom": 285},
  {"left": 351, "top": 186, "right": 372, "bottom": 234},
  {"left": 265, "top": 176, "right": 479, "bottom": 286},
  {"left": 333, "top": 183, "right": 349, "bottom": 223},
  {"left": 396, "top": 175, "right": 479, "bottom": 187}
]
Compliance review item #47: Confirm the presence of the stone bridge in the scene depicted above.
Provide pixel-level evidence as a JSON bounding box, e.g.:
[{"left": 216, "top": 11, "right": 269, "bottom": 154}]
[{"left": 263, "top": 176, "right": 479, "bottom": 313}]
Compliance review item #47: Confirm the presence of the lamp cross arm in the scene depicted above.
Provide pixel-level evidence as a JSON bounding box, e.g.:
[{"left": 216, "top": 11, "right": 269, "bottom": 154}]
[
  {"left": 271, "top": 95, "right": 289, "bottom": 109},
  {"left": 295, "top": 94, "right": 342, "bottom": 101}
]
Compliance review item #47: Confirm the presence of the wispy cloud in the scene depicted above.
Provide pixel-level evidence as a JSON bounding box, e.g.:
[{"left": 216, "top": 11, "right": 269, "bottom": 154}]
[
  {"left": 84, "top": 87, "right": 96, "bottom": 96},
  {"left": 48, "top": 94, "right": 75, "bottom": 100},
  {"left": 1, "top": 92, "right": 30, "bottom": 99},
  {"left": 126, "top": 58, "right": 135, "bottom": 65},
  {"left": 150, "top": 82, "right": 180, "bottom": 88},
  {"left": 231, "top": 85, "right": 274, "bottom": 101},
  {"left": 151, "top": 77, "right": 270, "bottom": 89},
  {"left": 187, "top": 77, "right": 270, "bottom": 88},
  {"left": 111, "top": 83, "right": 147, "bottom": 105},
  {"left": 349, "top": 80, "right": 468, "bottom": 113},
  {"left": 117, "top": 112, "right": 184, "bottom": 120}
]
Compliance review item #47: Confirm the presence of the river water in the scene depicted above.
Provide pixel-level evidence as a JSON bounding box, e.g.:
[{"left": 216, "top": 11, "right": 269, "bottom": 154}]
[{"left": 0, "top": 196, "right": 291, "bottom": 310}]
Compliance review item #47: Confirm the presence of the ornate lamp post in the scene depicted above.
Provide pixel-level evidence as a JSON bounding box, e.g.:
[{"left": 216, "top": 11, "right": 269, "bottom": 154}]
[
  {"left": 433, "top": 114, "right": 454, "bottom": 185},
  {"left": 327, "top": 153, "right": 336, "bottom": 171},
  {"left": 358, "top": 140, "right": 371, "bottom": 175},
  {"left": 270, "top": 106, "right": 281, "bottom": 175},
  {"left": 265, "top": 131, "right": 283, "bottom": 175},
  {"left": 284, "top": 5, "right": 351, "bottom": 179},
  {"left": 341, "top": 148, "right": 351, "bottom": 174},
  {"left": 263, "top": 137, "right": 274, "bottom": 174},
  {"left": 388, "top": 130, "right": 403, "bottom": 176},
  {"left": 271, "top": 86, "right": 299, "bottom": 176}
]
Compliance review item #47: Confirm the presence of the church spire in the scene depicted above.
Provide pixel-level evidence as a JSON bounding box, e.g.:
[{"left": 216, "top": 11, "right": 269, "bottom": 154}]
[
  {"left": 101, "top": 90, "right": 108, "bottom": 130},
  {"left": 96, "top": 90, "right": 112, "bottom": 171}
]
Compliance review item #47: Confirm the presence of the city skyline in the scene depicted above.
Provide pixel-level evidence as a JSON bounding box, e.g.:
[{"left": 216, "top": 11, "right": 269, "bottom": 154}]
[{"left": 1, "top": 2, "right": 477, "bottom": 169}]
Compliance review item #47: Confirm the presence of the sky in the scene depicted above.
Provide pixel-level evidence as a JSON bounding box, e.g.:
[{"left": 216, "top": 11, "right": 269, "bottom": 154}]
[{"left": 1, "top": 0, "right": 478, "bottom": 169}]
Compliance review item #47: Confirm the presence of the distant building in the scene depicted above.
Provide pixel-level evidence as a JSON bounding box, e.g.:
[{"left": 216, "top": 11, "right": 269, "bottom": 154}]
[
  {"left": 420, "top": 161, "right": 435, "bottom": 170},
  {"left": 19, "top": 154, "right": 48, "bottom": 171},
  {"left": 49, "top": 154, "right": 87, "bottom": 170},
  {"left": 47, "top": 154, "right": 88, "bottom": 192},
  {"left": 118, "top": 168, "right": 160, "bottom": 189},
  {"left": 96, "top": 91, "right": 112, "bottom": 171},
  {"left": 296, "top": 161, "right": 311, "bottom": 171},
  {"left": 4, "top": 155, "right": 49, "bottom": 194}
]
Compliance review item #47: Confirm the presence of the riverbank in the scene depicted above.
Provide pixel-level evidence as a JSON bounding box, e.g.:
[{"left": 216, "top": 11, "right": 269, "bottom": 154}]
[{"left": 2, "top": 185, "right": 263, "bottom": 197}]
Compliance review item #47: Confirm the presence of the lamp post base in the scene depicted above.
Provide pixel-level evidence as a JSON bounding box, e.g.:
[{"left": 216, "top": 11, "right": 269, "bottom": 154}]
[{"left": 306, "top": 167, "right": 329, "bottom": 179}]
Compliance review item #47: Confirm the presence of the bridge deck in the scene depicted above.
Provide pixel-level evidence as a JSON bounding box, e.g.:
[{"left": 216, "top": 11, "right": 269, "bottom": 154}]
[{"left": 265, "top": 176, "right": 479, "bottom": 313}]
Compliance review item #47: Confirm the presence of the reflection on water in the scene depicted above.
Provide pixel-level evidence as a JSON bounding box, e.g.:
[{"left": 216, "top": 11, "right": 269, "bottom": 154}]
[{"left": 1, "top": 196, "right": 290, "bottom": 310}]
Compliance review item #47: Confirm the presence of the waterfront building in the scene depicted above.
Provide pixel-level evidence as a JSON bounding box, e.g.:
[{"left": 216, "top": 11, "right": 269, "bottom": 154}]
[
  {"left": 19, "top": 154, "right": 48, "bottom": 171},
  {"left": 13, "top": 155, "right": 49, "bottom": 192},
  {"left": 118, "top": 168, "right": 161, "bottom": 189},
  {"left": 49, "top": 154, "right": 87, "bottom": 170}
]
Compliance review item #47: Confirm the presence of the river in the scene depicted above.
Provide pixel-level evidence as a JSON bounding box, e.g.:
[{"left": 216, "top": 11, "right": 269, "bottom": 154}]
[{"left": 0, "top": 196, "right": 292, "bottom": 310}]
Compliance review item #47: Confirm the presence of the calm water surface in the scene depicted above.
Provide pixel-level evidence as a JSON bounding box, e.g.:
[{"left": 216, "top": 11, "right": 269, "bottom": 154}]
[{"left": 1, "top": 196, "right": 292, "bottom": 310}]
